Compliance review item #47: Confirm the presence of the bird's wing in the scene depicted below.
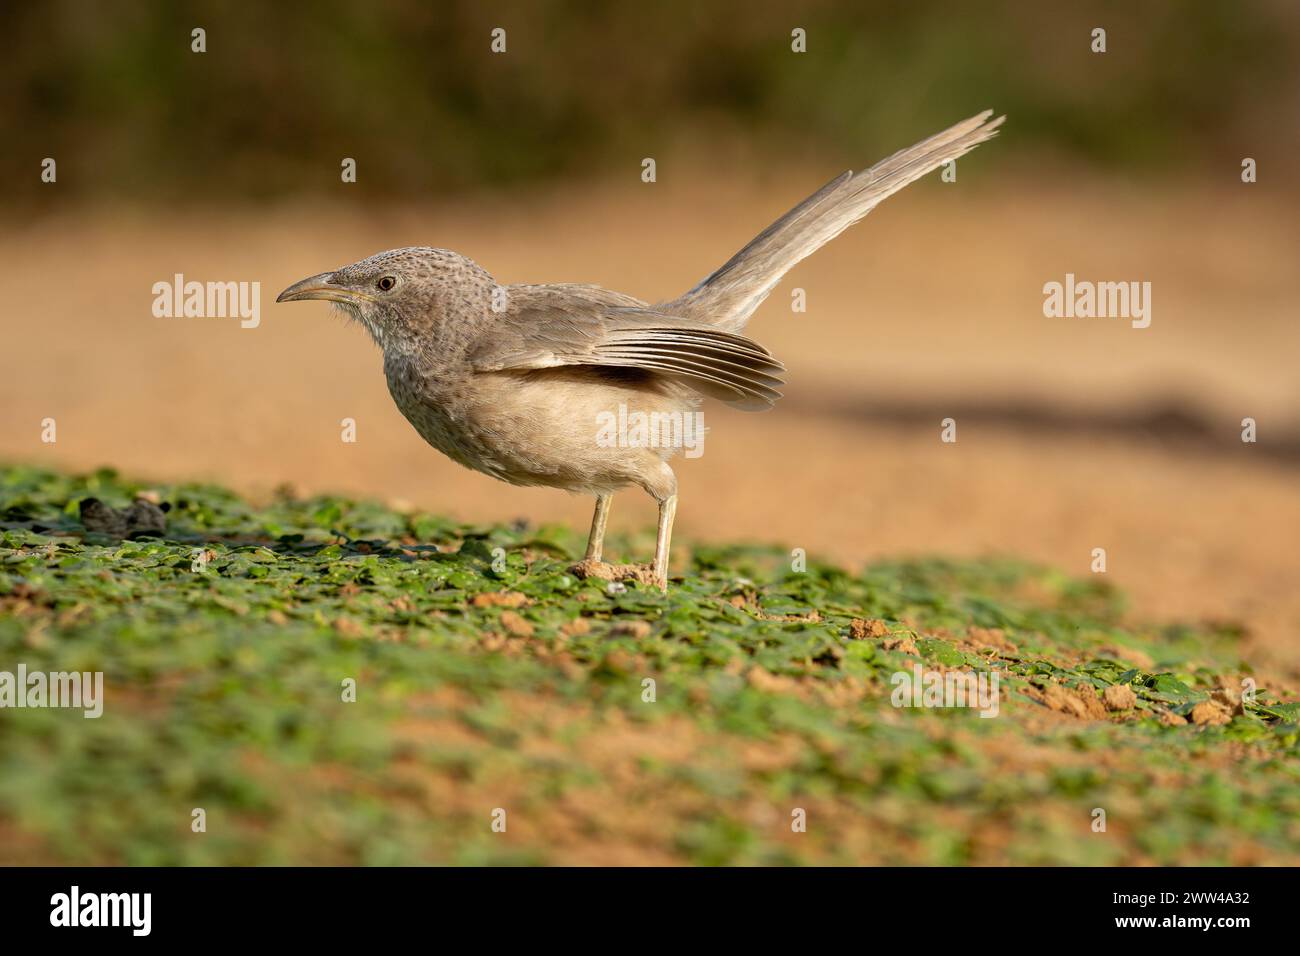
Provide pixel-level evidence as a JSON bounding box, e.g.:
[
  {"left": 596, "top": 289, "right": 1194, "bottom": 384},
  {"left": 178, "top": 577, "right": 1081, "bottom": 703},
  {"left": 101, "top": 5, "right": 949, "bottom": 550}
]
[{"left": 467, "top": 283, "right": 786, "bottom": 410}]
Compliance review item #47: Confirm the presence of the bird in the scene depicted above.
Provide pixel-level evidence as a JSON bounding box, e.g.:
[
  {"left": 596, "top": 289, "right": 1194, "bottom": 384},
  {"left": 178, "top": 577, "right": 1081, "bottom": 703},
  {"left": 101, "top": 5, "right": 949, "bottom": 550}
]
[{"left": 278, "top": 110, "right": 1003, "bottom": 590}]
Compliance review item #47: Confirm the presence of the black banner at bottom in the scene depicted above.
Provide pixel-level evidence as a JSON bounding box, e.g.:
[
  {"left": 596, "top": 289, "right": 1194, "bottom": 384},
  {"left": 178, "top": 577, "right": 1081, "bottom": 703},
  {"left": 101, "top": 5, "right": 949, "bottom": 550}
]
[{"left": 0, "top": 866, "right": 1273, "bottom": 942}]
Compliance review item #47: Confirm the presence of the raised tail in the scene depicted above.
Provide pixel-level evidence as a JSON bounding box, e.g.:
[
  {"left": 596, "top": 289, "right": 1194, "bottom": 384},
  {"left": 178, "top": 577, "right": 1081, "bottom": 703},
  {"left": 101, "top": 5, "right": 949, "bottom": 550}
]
[{"left": 664, "top": 110, "right": 1004, "bottom": 332}]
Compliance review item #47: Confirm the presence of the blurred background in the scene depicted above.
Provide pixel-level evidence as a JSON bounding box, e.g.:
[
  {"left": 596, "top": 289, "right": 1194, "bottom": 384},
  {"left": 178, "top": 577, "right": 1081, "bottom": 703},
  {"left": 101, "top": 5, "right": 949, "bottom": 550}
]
[{"left": 2, "top": 1, "right": 1298, "bottom": 671}]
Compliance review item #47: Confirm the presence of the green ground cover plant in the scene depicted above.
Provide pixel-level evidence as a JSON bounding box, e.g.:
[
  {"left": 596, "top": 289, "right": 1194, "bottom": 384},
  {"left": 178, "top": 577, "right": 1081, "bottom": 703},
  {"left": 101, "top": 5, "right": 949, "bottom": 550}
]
[{"left": 1, "top": 465, "right": 1296, "bottom": 865}]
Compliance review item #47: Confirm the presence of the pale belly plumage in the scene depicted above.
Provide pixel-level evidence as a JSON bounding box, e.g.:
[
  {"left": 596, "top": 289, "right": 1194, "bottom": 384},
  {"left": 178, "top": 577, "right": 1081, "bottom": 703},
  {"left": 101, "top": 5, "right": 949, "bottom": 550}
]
[{"left": 384, "top": 359, "right": 693, "bottom": 500}]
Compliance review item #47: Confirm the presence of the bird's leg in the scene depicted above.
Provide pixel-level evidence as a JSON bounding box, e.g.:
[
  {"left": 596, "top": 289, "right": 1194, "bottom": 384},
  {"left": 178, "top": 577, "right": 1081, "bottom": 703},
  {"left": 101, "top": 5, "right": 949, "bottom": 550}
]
[
  {"left": 583, "top": 493, "right": 612, "bottom": 563},
  {"left": 570, "top": 467, "right": 675, "bottom": 592},
  {"left": 651, "top": 494, "right": 677, "bottom": 591}
]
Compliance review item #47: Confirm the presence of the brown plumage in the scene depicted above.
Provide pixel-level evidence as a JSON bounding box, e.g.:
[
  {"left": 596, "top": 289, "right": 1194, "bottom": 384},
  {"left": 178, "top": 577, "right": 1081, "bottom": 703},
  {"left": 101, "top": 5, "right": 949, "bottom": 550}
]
[{"left": 277, "top": 111, "right": 1004, "bottom": 589}]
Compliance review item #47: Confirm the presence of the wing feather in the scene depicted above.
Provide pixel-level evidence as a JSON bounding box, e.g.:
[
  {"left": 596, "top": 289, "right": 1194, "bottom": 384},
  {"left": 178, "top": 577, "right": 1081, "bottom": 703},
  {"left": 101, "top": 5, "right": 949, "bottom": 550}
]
[{"left": 468, "top": 289, "right": 787, "bottom": 410}]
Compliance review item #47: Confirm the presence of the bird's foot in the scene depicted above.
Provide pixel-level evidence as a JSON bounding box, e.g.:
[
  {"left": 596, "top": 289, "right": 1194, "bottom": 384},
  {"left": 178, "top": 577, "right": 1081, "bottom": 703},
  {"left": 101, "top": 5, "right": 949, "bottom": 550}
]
[{"left": 569, "top": 559, "right": 665, "bottom": 590}]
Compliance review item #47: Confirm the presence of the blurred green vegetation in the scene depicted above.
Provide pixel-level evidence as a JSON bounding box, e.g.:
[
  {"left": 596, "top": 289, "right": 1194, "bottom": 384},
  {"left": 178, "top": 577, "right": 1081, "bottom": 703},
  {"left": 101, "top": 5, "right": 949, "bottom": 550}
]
[
  {"left": 1, "top": 464, "right": 1298, "bottom": 864},
  {"left": 4, "top": 0, "right": 1298, "bottom": 208}
]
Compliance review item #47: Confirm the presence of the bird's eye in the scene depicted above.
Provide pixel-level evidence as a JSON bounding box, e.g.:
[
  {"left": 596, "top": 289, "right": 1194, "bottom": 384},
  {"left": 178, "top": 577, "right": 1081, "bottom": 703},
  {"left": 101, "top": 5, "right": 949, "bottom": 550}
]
[{"left": 377, "top": 275, "right": 397, "bottom": 291}]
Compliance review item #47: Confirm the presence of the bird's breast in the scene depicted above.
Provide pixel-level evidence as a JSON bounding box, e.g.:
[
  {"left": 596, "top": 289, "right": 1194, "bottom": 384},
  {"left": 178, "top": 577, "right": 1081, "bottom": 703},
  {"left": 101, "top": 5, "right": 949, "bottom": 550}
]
[{"left": 383, "top": 360, "right": 503, "bottom": 477}]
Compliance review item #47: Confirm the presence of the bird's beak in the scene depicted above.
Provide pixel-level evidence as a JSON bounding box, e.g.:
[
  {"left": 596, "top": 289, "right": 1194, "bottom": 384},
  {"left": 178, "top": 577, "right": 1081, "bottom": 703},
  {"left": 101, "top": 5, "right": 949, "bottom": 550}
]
[{"left": 276, "top": 272, "right": 368, "bottom": 304}]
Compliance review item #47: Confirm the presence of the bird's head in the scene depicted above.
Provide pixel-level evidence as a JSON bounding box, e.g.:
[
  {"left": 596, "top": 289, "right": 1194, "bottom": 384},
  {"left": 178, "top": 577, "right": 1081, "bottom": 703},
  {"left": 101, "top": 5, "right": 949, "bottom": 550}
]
[{"left": 276, "top": 246, "right": 494, "bottom": 352}]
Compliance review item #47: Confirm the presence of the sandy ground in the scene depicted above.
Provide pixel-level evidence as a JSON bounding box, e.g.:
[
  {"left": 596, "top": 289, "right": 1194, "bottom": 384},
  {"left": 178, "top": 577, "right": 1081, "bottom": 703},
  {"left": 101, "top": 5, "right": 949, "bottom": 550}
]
[{"left": 2, "top": 174, "right": 1297, "bottom": 672}]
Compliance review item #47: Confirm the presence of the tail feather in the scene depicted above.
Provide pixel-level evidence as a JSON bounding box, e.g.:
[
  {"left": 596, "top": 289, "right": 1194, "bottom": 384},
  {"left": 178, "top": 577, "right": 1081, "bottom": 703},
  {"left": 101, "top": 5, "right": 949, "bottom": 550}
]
[{"left": 666, "top": 110, "right": 1004, "bottom": 331}]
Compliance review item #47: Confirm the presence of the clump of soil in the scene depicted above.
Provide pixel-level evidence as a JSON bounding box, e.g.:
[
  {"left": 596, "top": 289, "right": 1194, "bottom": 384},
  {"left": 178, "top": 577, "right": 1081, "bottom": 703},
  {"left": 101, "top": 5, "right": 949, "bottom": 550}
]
[
  {"left": 609, "top": 620, "right": 652, "bottom": 639},
  {"left": 561, "top": 618, "right": 592, "bottom": 637},
  {"left": 471, "top": 591, "right": 529, "bottom": 608},
  {"left": 1026, "top": 682, "right": 1109, "bottom": 720},
  {"left": 500, "top": 611, "right": 534, "bottom": 638},
  {"left": 1211, "top": 686, "right": 1245, "bottom": 715},
  {"left": 850, "top": 618, "right": 889, "bottom": 639},
  {"left": 882, "top": 635, "right": 920, "bottom": 655},
  {"left": 1190, "top": 699, "right": 1233, "bottom": 726},
  {"left": 965, "top": 626, "right": 1018, "bottom": 655},
  {"left": 1103, "top": 685, "right": 1138, "bottom": 711},
  {"left": 569, "top": 559, "right": 660, "bottom": 588}
]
